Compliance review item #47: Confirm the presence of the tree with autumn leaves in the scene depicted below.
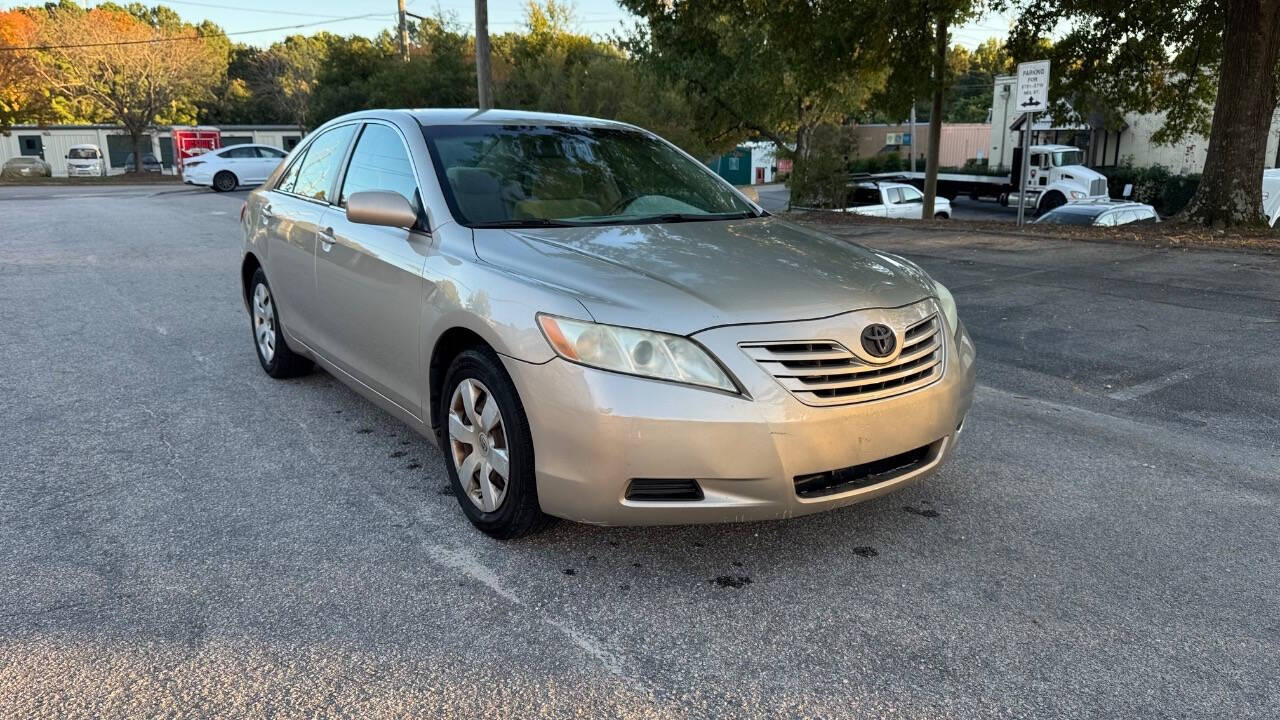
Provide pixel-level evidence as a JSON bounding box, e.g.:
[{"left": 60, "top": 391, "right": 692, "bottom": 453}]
[{"left": 3, "top": 3, "right": 222, "bottom": 173}]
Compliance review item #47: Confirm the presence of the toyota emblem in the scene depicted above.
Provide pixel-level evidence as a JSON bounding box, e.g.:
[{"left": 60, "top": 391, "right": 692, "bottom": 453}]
[{"left": 860, "top": 324, "right": 896, "bottom": 358}]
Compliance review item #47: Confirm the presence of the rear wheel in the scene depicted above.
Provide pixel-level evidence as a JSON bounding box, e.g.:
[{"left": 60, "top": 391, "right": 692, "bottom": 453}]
[
  {"left": 248, "top": 268, "right": 312, "bottom": 378},
  {"left": 213, "top": 171, "right": 238, "bottom": 192},
  {"left": 439, "top": 348, "right": 552, "bottom": 539},
  {"left": 934, "top": 212, "right": 949, "bottom": 220}
]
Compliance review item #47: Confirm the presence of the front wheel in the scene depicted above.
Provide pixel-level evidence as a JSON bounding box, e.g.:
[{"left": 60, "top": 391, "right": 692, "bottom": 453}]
[
  {"left": 439, "top": 348, "right": 552, "bottom": 539},
  {"left": 213, "top": 171, "right": 238, "bottom": 192},
  {"left": 934, "top": 212, "right": 949, "bottom": 220},
  {"left": 1038, "top": 191, "right": 1066, "bottom": 215}
]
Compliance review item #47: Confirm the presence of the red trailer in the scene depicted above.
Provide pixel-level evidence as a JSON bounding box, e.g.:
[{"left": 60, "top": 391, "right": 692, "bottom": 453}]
[{"left": 171, "top": 126, "right": 221, "bottom": 174}]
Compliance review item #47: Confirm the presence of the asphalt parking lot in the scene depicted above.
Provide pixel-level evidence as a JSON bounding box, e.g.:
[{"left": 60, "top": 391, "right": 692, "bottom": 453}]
[{"left": 2, "top": 184, "right": 1277, "bottom": 718}]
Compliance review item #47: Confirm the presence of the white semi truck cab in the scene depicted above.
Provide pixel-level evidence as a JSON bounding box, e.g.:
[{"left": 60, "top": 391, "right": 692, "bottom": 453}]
[{"left": 1004, "top": 144, "right": 1110, "bottom": 213}]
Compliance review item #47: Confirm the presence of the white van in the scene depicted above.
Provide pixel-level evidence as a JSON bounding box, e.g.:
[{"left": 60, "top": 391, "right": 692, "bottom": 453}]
[{"left": 66, "top": 144, "right": 106, "bottom": 177}]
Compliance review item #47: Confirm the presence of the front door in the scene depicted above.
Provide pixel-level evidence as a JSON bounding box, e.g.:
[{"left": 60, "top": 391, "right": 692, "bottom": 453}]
[
  {"left": 263, "top": 123, "right": 357, "bottom": 346},
  {"left": 312, "top": 122, "right": 430, "bottom": 415},
  {"left": 755, "top": 167, "right": 765, "bottom": 183}
]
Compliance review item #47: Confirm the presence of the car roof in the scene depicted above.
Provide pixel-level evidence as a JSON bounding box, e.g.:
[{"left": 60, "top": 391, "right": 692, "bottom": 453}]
[
  {"left": 1033, "top": 144, "right": 1082, "bottom": 153},
  {"left": 327, "top": 108, "right": 640, "bottom": 131},
  {"left": 68, "top": 143, "right": 101, "bottom": 150},
  {"left": 1050, "top": 201, "right": 1153, "bottom": 217}
]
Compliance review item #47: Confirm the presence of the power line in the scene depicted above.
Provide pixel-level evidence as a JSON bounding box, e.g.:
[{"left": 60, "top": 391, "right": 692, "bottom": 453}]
[
  {"left": 144, "top": 1, "right": 362, "bottom": 19},
  {"left": 0, "top": 12, "right": 394, "bottom": 51}
]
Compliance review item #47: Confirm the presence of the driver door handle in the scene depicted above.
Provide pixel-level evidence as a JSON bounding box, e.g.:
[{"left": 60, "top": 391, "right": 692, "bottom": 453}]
[{"left": 318, "top": 227, "right": 335, "bottom": 252}]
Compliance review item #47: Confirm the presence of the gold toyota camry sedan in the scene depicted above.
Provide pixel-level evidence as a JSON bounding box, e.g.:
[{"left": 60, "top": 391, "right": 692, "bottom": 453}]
[{"left": 240, "top": 109, "right": 976, "bottom": 538}]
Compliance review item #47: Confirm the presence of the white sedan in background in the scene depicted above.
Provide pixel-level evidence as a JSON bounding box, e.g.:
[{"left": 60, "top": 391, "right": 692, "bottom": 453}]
[{"left": 182, "top": 143, "right": 288, "bottom": 192}]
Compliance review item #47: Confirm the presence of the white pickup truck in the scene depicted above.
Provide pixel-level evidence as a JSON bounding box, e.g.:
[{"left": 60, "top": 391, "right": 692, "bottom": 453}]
[
  {"left": 840, "top": 181, "right": 952, "bottom": 219},
  {"left": 880, "top": 144, "right": 1109, "bottom": 215}
]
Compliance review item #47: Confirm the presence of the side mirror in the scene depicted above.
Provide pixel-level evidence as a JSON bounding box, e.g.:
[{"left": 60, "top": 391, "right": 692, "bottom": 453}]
[{"left": 346, "top": 191, "right": 418, "bottom": 229}]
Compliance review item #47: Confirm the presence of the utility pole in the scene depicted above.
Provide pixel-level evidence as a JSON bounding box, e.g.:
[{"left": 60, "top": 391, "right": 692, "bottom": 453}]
[
  {"left": 397, "top": 0, "right": 408, "bottom": 62},
  {"left": 909, "top": 104, "right": 917, "bottom": 173},
  {"left": 475, "top": 0, "right": 492, "bottom": 110}
]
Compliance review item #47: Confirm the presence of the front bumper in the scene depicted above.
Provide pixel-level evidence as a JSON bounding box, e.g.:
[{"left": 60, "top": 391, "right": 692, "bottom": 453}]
[{"left": 502, "top": 303, "right": 977, "bottom": 526}]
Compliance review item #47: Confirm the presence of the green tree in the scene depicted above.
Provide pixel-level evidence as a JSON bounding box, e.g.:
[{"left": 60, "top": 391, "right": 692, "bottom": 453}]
[
  {"left": 619, "top": 0, "right": 891, "bottom": 159},
  {"left": 870, "top": 0, "right": 984, "bottom": 216},
  {"left": 1008, "top": 0, "right": 1280, "bottom": 227}
]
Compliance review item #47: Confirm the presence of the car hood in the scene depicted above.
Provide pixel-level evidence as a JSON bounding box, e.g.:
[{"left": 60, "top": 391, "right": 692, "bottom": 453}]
[{"left": 471, "top": 217, "right": 936, "bottom": 335}]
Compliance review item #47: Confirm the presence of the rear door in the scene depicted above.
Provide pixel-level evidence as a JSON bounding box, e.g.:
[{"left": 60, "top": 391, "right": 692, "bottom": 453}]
[
  {"left": 261, "top": 123, "right": 358, "bottom": 347},
  {"left": 220, "top": 145, "right": 258, "bottom": 182},
  {"left": 312, "top": 121, "right": 430, "bottom": 416}
]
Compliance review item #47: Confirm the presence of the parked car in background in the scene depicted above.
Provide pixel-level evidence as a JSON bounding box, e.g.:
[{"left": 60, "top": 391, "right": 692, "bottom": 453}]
[
  {"left": 1262, "top": 169, "right": 1280, "bottom": 227},
  {"left": 124, "top": 152, "right": 162, "bottom": 173},
  {"left": 840, "top": 181, "right": 951, "bottom": 219},
  {"left": 1035, "top": 200, "right": 1159, "bottom": 227},
  {"left": 183, "top": 143, "right": 287, "bottom": 191},
  {"left": 240, "top": 109, "right": 975, "bottom": 538},
  {"left": 65, "top": 144, "right": 106, "bottom": 177},
  {"left": 1, "top": 156, "right": 52, "bottom": 179}
]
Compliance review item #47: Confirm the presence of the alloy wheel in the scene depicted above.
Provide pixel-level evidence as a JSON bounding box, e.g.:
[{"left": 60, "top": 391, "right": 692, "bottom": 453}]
[
  {"left": 252, "top": 283, "right": 276, "bottom": 363},
  {"left": 448, "top": 378, "right": 510, "bottom": 513}
]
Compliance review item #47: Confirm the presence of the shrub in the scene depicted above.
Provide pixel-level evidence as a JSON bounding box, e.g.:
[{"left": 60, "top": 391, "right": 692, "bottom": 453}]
[{"left": 1098, "top": 164, "right": 1200, "bottom": 216}]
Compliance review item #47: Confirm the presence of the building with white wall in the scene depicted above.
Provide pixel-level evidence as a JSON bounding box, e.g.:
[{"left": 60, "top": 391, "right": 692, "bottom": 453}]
[
  {"left": 0, "top": 124, "right": 303, "bottom": 177},
  {"left": 988, "top": 74, "right": 1280, "bottom": 174}
]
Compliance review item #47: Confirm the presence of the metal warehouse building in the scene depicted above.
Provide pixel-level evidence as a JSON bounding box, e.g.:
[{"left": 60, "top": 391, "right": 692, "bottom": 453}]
[{"left": 0, "top": 124, "right": 303, "bottom": 177}]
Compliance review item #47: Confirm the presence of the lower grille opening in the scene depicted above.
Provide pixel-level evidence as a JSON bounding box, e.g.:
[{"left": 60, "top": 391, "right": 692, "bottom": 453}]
[
  {"left": 626, "top": 478, "right": 704, "bottom": 501},
  {"left": 794, "top": 443, "right": 935, "bottom": 499}
]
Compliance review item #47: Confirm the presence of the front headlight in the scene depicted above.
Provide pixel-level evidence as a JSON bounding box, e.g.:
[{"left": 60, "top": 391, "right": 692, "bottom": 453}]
[
  {"left": 537, "top": 314, "right": 737, "bottom": 392},
  {"left": 1069, "top": 190, "right": 1086, "bottom": 200},
  {"left": 933, "top": 281, "right": 959, "bottom": 334}
]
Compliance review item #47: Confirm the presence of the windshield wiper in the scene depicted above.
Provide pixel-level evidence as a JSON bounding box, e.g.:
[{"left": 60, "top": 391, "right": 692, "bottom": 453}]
[
  {"left": 620, "top": 211, "right": 758, "bottom": 225},
  {"left": 469, "top": 218, "right": 583, "bottom": 228}
]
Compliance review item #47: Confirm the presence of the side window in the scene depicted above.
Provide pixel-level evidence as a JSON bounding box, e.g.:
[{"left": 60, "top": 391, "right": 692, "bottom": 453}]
[
  {"left": 900, "top": 186, "right": 923, "bottom": 203},
  {"left": 224, "top": 146, "right": 258, "bottom": 159},
  {"left": 275, "top": 149, "right": 308, "bottom": 194},
  {"left": 258, "top": 147, "right": 287, "bottom": 159},
  {"left": 1096, "top": 212, "right": 1116, "bottom": 226},
  {"left": 291, "top": 124, "right": 357, "bottom": 203},
  {"left": 339, "top": 124, "right": 420, "bottom": 211},
  {"left": 885, "top": 188, "right": 903, "bottom": 204}
]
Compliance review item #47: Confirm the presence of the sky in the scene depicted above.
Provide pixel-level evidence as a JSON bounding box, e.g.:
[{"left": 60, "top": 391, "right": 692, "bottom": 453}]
[{"left": 2, "top": 0, "right": 1011, "bottom": 50}]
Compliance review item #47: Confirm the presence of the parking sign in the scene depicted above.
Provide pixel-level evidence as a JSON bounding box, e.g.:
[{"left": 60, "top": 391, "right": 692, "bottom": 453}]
[{"left": 1015, "top": 60, "right": 1050, "bottom": 112}]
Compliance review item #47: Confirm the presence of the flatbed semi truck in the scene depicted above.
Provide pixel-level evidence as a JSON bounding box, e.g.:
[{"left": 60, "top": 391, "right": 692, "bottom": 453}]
[{"left": 877, "top": 144, "right": 1110, "bottom": 215}]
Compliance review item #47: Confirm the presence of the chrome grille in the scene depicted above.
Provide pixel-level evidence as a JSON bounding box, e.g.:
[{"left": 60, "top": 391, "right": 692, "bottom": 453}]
[
  {"left": 741, "top": 315, "right": 944, "bottom": 406},
  {"left": 1090, "top": 177, "right": 1108, "bottom": 197}
]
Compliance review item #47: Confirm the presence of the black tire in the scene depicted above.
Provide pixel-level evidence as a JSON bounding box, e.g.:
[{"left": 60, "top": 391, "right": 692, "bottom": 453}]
[
  {"left": 1038, "top": 191, "right": 1066, "bottom": 215},
  {"left": 438, "top": 347, "right": 552, "bottom": 539},
  {"left": 934, "top": 212, "right": 949, "bottom": 220},
  {"left": 248, "top": 268, "right": 312, "bottom": 378},
  {"left": 213, "top": 171, "right": 238, "bottom": 192}
]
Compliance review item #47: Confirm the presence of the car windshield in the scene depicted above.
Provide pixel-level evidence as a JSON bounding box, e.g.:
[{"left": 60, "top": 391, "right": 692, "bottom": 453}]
[
  {"left": 422, "top": 124, "right": 758, "bottom": 227},
  {"left": 1051, "top": 150, "right": 1083, "bottom": 166},
  {"left": 68, "top": 148, "right": 99, "bottom": 159},
  {"left": 1035, "top": 207, "right": 1105, "bottom": 225}
]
